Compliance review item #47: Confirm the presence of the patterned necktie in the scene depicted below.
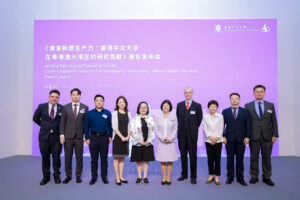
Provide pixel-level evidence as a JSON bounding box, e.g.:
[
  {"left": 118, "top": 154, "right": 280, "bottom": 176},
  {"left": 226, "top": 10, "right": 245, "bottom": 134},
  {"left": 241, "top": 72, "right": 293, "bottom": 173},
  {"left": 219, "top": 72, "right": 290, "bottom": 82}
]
[
  {"left": 186, "top": 101, "right": 190, "bottom": 110},
  {"left": 258, "top": 102, "right": 263, "bottom": 119},
  {"left": 50, "top": 104, "right": 55, "bottom": 121},
  {"left": 233, "top": 108, "right": 237, "bottom": 120},
  {"left": 74, "top": 104, "right": 78, "bottom": 119}
]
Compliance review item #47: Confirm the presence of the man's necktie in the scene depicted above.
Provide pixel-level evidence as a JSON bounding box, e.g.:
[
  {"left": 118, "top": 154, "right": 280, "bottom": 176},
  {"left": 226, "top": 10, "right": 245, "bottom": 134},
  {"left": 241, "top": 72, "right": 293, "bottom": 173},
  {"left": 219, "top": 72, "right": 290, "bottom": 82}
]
[
  {"left": 74, "top": 104, "right": 78, "bottom": 119},
  {"left": 186, "top": 101, "right": 189, "bottom": 110},
  {"left": 258, "top": 102, "right": 263, "bottom": 119},
  {"left": 50, "top": 104, "right": 55, "bottom": 121},
  {"left": 233, "top": 108, "right": 237, "bottom": 120}
]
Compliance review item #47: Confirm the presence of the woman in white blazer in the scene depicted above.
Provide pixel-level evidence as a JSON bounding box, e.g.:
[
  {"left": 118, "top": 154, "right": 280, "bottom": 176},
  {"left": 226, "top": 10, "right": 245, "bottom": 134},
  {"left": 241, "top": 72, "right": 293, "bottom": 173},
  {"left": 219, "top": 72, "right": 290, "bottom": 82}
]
[
  {"left": 203, "top": 100, "right": 224, "bottom": 185},
  {"left": 112, "top": 96, "right": 131, "bottom": 185},
  {"left": 130, "top": 101, "right": 155, "bottom": 184}
]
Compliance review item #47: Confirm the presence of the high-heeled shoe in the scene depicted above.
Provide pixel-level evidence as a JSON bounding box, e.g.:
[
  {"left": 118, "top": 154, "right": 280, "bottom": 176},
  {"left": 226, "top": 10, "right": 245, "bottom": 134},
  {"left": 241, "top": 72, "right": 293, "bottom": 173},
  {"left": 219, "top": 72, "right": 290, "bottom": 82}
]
[
  {"left": 161, "top": 180, "right": 166, "bottom": 185},
  {"left": 206, "top": 177, "right": 214, "bottom": 183},
  {"left": 115, "top": 179, "right": 122, "bottom": 186},
  {"left": 120, "top": 179, "right": 128, "bottom": 184}
]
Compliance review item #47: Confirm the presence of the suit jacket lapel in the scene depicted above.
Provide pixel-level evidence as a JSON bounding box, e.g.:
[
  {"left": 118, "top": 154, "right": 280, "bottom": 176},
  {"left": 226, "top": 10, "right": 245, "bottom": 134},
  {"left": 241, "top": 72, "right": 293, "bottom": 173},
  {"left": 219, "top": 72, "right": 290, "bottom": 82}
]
[
  {"left": 68, "top": 103, "right": 75, "bottom": 120},
  {"left": 262, "top": 101, "right": 268, "bottom": 119},
  {"left": 251, "top": 101, "right": 260, "bottom": 119}
]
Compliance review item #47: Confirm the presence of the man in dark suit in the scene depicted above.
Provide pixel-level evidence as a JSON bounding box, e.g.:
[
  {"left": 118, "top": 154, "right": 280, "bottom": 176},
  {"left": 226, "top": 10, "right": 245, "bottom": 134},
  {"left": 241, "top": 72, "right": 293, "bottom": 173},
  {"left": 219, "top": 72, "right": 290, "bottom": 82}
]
[
  {"left": 245, "top": 85, "right": 279, "bottom": 186},
  {"left": 33, "top": 90, "right": 63, "bottom": 185},
  {"left": 176, "top": 87, "right": 203, "bottom": 184},
  {"left": 222, "top": 93, "right": 251, "bottom": 186},
  {"left": 60, "top": 88, "right": 89, "bottom": 184}
]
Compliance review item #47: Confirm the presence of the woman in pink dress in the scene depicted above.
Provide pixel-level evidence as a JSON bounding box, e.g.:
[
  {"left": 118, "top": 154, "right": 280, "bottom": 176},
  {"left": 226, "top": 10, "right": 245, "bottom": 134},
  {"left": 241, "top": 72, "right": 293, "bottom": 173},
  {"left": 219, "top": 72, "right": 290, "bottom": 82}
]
[{"left": 155, "top": 100, "right": 178, "bottom": 185}]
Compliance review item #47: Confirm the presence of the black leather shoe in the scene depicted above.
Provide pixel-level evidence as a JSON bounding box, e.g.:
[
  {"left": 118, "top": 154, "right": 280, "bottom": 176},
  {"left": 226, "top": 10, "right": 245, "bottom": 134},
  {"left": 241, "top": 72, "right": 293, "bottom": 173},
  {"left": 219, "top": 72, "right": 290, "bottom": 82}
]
[
  {"left": 177, "top": 176, "right": 188, "bottom": 181},
  {"left": 237, "top": 179, "right": 248, "bottom": 186},
  {"left": 226, "top": 179, "right": 233, "bottom": 184},
  {"left": 120, "top": 179, "right": 128, "bottom": 184},
  {"left": 263, "top": 178, "right": 275, "bottom": 186},
  {"left": 143, "top": 178, "right": 149, "bottom": 184},
  {"left": 63, "top": 177, "right": 72, "bottom": 184},
  {"left": 89, "top": 178, "right": 97, "bottom": 185},
  {"left": 102, "top": 177, "right": 109, "bottom": 184},
  {"left": 40, "top": 177, "right": 50, "bottom": 185},
  {"left": 166, "top": 181, "right": 171, "bottom": 185},
  {"left": 249, "top": 178, "right": 259, "bottom": 184},
  {"left": 191, "top": 178, "right": 197, "bottom": 184},
  {"left": 136, "top": 178, "right": 142, "bottom": 184},
  {"left": 54, "top": 176, "right": 61, "bottom": 184},
  {"left": 115, "top": 179, "right": 122, "bottom": 186},
  {"left": 161, "top": 180, "right": 166, "bottom": 185},
  {"left": 76, "top": 176, "right": 82, "bottom": 183}
]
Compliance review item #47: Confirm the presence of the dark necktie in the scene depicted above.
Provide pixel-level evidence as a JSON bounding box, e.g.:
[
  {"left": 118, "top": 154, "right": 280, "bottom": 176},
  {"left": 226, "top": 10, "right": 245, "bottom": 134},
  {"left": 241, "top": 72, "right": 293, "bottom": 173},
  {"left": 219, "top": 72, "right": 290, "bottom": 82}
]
[
  {"left": 50, "top": 104, "right": 55, "bottom": 121},
  {"left": 186, "top": 101, "right": 190, "bottom": 110},
  {"left": 258, "top": 102, "right": 263, "bottom": 119},
  {"left": 74, "top": 104, "right": 78, "bottom": 119},
  {"left": 233, "top": 108, "right": 237, "bottom": 120}
]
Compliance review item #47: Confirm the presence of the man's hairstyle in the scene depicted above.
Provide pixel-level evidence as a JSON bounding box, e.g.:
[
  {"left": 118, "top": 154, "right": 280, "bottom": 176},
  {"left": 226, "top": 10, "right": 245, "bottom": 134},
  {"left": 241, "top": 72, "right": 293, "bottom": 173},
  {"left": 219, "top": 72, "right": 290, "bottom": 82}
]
[
  {"left": 94, "top": 94, "right": 105, "bottom": 101},
  {"left": 253, "top": 84, "right": 266, "bottom": 91},
  {"left": 49, "top": 89, "right": 60, "bottom": 96},
  {"left": 229, "top": 92, "right": 240, "bottom": 98},
  {"left": 70, "top": 88, "right": 81, "bottom": 95}
]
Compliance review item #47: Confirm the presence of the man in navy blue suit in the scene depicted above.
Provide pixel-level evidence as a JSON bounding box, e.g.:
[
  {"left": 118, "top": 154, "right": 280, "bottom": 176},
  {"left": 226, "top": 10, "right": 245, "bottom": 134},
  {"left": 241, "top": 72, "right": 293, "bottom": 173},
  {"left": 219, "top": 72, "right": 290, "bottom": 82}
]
[
  {"left": 33, "top": 90, "right": 63, "bottom": 185},
  {"left": 222, "top": 93, "right": 251, "bottom": 186}
]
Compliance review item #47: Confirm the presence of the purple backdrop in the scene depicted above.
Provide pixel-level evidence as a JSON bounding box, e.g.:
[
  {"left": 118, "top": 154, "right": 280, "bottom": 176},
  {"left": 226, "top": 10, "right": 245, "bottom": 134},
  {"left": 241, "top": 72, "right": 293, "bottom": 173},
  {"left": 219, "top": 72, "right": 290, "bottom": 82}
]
[{"left": 33, "top": 19, "right": 278, "bottom": 156}]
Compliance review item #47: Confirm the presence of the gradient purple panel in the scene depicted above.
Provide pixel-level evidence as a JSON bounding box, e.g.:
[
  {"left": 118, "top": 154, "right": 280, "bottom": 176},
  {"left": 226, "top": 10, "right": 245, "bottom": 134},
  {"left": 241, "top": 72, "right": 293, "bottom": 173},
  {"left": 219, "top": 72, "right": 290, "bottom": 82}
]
[{"left": 33, "top": 20, "right": 278, "bottom": 156}]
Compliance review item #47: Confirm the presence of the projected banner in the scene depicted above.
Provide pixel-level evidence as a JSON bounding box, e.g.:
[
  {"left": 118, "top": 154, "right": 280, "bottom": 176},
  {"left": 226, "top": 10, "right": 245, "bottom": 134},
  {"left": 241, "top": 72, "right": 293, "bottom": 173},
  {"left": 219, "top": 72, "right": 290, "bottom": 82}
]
[{"left": 33, "top": 19, "right": 278, "bottom": 156}]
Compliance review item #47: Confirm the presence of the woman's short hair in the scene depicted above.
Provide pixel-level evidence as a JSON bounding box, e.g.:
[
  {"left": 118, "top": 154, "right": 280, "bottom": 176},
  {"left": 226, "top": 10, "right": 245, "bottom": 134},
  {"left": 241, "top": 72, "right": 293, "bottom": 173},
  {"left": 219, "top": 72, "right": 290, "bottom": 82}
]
[
  {"left": 136, "top": 101, "right": 149, "bottom": 115},
  {"left": 160, "top": 100, "right": 172, "bottom": 112},
  {"left": 207, "top": 100, "right": 219, "bottom": 108}
]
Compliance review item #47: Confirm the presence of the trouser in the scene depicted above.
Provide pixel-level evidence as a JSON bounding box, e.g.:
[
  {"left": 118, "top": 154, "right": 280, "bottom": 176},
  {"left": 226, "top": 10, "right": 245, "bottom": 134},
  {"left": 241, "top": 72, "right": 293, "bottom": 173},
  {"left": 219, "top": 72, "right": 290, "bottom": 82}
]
[
  {"left": 178, "top": 131, "right": 198, "bottom": 178},
  {"left": 225, "top": 142, "right": 245, "bottom": 181},
  {"left": 89, "top": 134, "right": 109, "bottom": 179},
  {"left": 250, "top": 136, "right": 273, "bottom": 179},
  {"left": 64, "top": 137, "right": 84, "bottom": 177},
  {"left": 205, "top": 142, "right": 222, "bottom": 176},
  {"left": 39, "top": 134, "right": 62, "bottom": 178}
]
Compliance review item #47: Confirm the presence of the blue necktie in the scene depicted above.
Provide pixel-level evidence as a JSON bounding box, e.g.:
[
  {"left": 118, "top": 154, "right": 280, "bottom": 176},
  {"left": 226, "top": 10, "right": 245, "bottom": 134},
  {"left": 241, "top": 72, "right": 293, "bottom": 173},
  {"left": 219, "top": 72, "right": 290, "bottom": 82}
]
[{"left": 258, "top": 102, "right": 263, "bottom": 119}]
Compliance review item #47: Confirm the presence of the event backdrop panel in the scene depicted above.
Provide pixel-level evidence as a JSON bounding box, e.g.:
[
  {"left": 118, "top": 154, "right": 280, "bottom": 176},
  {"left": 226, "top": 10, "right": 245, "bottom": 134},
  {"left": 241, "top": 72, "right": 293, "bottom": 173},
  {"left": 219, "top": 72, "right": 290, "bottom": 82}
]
[{"left": 33, "top": 20, "right": 278, "bottom": 156}]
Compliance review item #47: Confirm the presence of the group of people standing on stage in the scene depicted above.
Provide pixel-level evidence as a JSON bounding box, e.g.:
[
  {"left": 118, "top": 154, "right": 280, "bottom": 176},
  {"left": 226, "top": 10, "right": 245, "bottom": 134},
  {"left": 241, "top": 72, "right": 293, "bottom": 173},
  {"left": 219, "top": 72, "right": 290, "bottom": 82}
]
[{"left": 33, "top": 85, "right": 278, "bottom": 187}]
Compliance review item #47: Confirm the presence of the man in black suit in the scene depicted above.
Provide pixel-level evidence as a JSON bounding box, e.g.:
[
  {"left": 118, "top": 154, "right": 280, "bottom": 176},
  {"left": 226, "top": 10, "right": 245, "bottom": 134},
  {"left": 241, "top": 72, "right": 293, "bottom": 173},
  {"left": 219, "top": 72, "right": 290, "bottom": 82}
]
[
  {"left": 245, "top": 85, "right": 279, "bottom": 186},
  {"left": 176, "top": 87, "right": 203, "bottom": 184},
  {"left": 33, "top": 90, "right": 63, "bottom": 185},
  {"left": 60, "top": 88, "right": 89, "bottom": 184},
  {"left": 222, "top": 93, "right": 251, "bottom": 186}
]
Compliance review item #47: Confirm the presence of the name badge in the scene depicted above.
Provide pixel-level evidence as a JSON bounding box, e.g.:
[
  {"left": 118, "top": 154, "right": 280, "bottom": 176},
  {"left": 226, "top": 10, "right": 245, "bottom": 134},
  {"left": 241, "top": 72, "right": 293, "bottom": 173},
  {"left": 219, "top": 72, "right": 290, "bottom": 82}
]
[
  {"left": 267, "top": 109, "right": 272, "bottom": 113},
  {"left": 50, "top": 129, "right": 53, "bottom": 133},
  {"left": 102, "top": 114, "right": 107, "bottom": 118},
  {"left": 190, "top": 111, "right": 196, "bottom": 115},
  {"left": 80, "top": 110, "right": 85, "bottom": 113},
  {"left": 58, "top": 112, "right": 62, "bottom": 116}
]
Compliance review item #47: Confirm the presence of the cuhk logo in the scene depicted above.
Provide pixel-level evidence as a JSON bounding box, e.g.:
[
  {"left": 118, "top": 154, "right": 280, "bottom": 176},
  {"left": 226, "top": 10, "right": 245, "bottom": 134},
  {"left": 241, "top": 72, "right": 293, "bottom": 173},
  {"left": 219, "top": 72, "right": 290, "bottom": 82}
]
[
  {"left": 215, "top": 25, "right": 221, "bottom": 32},
  {"left": 262, "top": 24, "right": 270, "bottom": 32}
]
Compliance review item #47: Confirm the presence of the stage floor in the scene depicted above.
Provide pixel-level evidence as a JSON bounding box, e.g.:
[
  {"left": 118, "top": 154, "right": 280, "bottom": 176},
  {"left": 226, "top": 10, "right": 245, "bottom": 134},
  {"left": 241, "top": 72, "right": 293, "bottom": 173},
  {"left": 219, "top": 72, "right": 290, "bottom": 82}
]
[{"left": 0, "top": 156, "right": 299, "bottom": 200}]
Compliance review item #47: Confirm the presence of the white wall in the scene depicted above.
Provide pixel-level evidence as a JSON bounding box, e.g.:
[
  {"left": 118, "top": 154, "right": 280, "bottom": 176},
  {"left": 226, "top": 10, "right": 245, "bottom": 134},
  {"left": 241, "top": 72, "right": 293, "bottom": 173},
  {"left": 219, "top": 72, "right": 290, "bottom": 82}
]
[{"left": 0, "top": 0, "right": 299, "bottom": 158}]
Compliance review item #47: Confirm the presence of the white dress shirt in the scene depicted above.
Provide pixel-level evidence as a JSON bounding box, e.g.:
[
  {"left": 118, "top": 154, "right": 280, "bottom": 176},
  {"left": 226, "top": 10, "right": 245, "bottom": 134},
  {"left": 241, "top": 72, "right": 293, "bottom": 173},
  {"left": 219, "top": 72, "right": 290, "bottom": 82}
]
[{"left": 203, "top": 113, "right": 224, "bottom": 143}]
